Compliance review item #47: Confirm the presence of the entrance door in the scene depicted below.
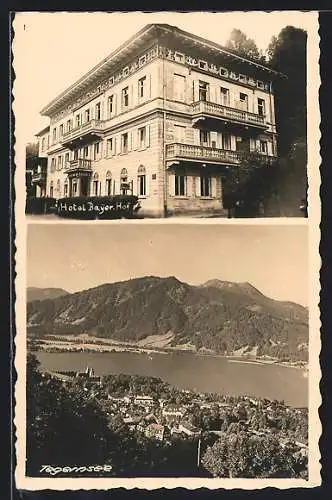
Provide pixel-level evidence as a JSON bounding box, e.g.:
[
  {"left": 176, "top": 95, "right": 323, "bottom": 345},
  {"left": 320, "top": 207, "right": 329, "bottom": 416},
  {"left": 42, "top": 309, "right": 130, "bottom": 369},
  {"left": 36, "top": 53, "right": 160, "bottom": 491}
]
[{"left": 81, "top": 176, "right": 89, "bottom": 196}]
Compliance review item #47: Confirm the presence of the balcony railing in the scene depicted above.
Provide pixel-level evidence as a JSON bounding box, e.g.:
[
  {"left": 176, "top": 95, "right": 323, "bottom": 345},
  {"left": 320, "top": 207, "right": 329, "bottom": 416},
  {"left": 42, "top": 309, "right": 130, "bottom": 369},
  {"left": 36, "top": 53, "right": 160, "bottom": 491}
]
[
  {"left": 166, "top": 143, "right": 275, "bottom": 166},
  {"left": 31, "top": 172, "right": 46, "bottom": 184},
  {"left": 191, "top": 101, "right": 266, "bottom": 127},
  {"left": 65, "top": 158, "right": 93, "bottom": 173},
  {"left": 62, "top": 119, "right": 105, "bottom": 144}
]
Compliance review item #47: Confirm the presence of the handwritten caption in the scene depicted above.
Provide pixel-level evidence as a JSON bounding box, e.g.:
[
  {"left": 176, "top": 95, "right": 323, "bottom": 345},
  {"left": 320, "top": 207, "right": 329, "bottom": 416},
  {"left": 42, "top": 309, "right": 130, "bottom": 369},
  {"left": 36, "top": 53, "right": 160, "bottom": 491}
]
[{"left": 40, "top": 465, "right": 113, "bottom": 476}]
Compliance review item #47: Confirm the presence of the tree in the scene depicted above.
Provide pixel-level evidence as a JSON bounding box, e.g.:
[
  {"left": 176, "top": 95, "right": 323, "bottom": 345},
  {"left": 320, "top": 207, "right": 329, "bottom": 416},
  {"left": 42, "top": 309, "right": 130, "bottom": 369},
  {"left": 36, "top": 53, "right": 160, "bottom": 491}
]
[
  {"left": 26, "top": 354, "right": 120, "bottom": 475},
  {"left": 264, "top": 26, "right": 308, "bottom": 216},
  {"left": 201, "top": 432, "right": 307, "bottom": 478},
  {"left": 225, "top": 29, "right": 264, "bottom": 62}
]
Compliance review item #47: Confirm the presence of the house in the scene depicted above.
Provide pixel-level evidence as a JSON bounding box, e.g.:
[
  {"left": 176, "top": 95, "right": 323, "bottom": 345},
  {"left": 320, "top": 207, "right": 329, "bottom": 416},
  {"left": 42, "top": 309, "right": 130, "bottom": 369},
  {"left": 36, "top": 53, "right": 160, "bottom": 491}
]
[
  {"left": 145, "top": 423, "right": 166, "bottom": 441},
  {"left": 162, "top": 404, "right": 187, "bottom": 420},
  {"left": 35, "top": 23, "right": 280, "bottom": 217},
  {"left": 178, "top": 421, "right": 202, "bottom": 437}
]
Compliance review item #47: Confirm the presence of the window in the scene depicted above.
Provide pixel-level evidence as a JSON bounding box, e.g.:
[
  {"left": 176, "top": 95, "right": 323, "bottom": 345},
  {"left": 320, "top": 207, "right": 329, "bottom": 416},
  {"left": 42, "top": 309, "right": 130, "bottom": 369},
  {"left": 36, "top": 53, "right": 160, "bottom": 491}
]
[
  {"left": 138, "top": 127, "right": 146, "bottom": 149},
  {"left": 95, "top": 103, "right": 101, "bottom": 120},
  {"left": 49, "top": 181, "right": 54, "bottom": 197},
  {"left": 56, "top": 179, "right": 61, "bottom": 193},
  {"left": 107, "top": 138, "right": 114, "bottom": 156},
  {"left": 175, "top": 175, "right": 186, "bottom": 196},
  {"left": 75, "top": 115, "right": 81, "bottom": 128},
  {"left": 260, "top": 140, "right": 268, "bottom": 154},
  {"left": 199, "top": 81, "right": 209, "bottom": 102},
  {"left": 120, "top": 168, "right": 128, "bottom": 195},
  {"left": 121, "top": 133, "right": 128, "bottom": 154},
  {"left": 83, "top": 146, "right": 89, "bottom": 157},
  {"left": 59, "top": 124, "right": 64, "bottom": 137},
  {"left": 73, "top": 149, "right": 79, "bottom": 160},
  {"left": 137, "top": 165, "right": 146, "bottom": 196},
  {"left": 138, "top": 76, "right": 147, "bottom": 99},
  {"left": 239, "top": 92, "right": 248, "bottom": 110},
  {"left": 65, "top": 152, "right": 70, "bottom": 167},
  {"left": 122, "top": 87, "right": 129, "bottom": 108},
  {"left": 41, "top": 137, "right": 45, "bottom": 151},
  {"left": 173, "top": 74, "right": 186, "bottom": 101},
  {"left": 105, "top": 171, "right": 112, "bottom": 196},
  {"left": 93, "top": 142, "right": 100, "bottom": 160},
  {"left": 220, "top": 87, "right": 230, "bottom": 106},
  {"left": 50, "top": 158, "right": 56, "bottom": 172},
  {"left": 258, "top": 98, "right": 265, "bottom": 116},
  {"left": 200, "top": 130, "right": 209, "bottom": 146},
  {"left": 174, "top": 125, "right": 186, "bottom": 144},
  {"left": 52, "top": 128, "right": 57, "bottom": 142},
  {"left": 67, "top": 119, "right": 72, "bottom": 132},
  {"left": 92, "top": 173, "right": 99, "bottom": 196},
  {"left": 200, "top": 175, "right": 211, "bottom": 197},
  {"left": 64, "top": 182, "right": 68, "bottom": 197},
  {"left": 85, "top": 109, "right": 90, "bottom": 122},
  {"left": 108, "top": 95, "right": 114, "bottom": 116},
  {"left": 72, "top": 180, "right": 78, "bottom": 196},
  {"left": 222, "top": 134, "right": 231, "bottom": 150},
  {"left": 57, "top": 156, "right": 62, "bottom": 170}
]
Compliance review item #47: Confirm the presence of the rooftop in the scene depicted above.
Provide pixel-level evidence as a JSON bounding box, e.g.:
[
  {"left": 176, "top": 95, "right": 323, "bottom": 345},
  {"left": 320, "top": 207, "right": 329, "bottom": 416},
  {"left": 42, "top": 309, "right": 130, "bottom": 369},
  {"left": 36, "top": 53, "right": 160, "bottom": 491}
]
[{"left": 40, "top": 23, "right": 283, "bottom": 117}]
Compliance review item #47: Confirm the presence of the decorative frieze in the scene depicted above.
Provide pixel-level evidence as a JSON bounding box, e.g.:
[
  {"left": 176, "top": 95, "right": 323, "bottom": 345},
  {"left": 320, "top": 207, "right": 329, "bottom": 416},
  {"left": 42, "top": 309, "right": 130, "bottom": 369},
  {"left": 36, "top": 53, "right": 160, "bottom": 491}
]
[
  {"left": 158, "top": 46, "right": 270, "bottom": 92},
  {"left": 51, "top": 45, "right": 159, "bottom": 123},
  {"left": 50, "top": 42, "right": 270, "bottom": 124}
]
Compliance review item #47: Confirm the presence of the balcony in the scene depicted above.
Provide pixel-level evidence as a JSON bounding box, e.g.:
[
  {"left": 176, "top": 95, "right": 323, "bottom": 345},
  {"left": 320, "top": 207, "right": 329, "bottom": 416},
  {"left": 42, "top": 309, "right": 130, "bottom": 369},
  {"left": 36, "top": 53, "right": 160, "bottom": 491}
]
[
  {"left": 61, "top": 119, "right": 105, "bottom": 148},
  {"left": 191, "top": 101, "right": 267, "bottom": 130},
  {"left": 31, "top": 171, "right": 46, "bottom": 185},
  {"left": 166, "top": 143, "right": 275, "bottom": 168},
  {"left": 65, "top": 158, "right": 93, "bottom": 176}
]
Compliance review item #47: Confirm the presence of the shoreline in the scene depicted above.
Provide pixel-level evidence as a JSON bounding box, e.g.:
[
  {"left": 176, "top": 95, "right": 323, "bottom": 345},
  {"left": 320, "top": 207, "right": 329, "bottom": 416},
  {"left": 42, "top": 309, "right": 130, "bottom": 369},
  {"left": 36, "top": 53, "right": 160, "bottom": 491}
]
[{"left": 29, "top": 337, "right": 308, "bottom": 371}]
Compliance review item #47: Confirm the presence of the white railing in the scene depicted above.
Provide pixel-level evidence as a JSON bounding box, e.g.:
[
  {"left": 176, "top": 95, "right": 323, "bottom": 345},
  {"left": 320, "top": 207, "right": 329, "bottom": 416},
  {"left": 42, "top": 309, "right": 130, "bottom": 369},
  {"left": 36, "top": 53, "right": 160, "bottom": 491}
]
[
  {"left": 191, "top": 101, "right": 266, "bottom": 126},
  {"left": 166, "top": 143, "right": 275, "bottom": 166},
  {"left": 62, "top": 119, "right": 105, "bottom": 142},
  {"left": 65, "top": 158, "right": 92, "bottom": 172}
]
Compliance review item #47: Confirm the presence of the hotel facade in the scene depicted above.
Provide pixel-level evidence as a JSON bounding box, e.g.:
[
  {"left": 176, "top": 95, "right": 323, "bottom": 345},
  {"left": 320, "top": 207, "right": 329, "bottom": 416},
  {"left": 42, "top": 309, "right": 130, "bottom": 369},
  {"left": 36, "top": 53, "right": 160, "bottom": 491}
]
[{"left": 36, "top": 24, "right": 279, "bottom": 217}]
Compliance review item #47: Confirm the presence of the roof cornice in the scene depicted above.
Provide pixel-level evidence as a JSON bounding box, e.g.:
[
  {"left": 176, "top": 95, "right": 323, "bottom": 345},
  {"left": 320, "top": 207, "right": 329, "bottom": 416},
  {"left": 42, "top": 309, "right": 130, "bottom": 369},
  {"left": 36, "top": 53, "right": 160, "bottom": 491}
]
[{"left": 41, "top": 23, "right": 284, "bottom": 117}]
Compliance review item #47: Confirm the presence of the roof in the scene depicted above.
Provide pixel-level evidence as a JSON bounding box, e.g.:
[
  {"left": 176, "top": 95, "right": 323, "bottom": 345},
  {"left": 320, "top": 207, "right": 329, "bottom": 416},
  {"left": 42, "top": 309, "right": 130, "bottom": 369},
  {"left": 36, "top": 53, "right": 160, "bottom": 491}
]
[
  {"left": 40, "top": 23, "right": 284, "bottom": 117},
  {"left": 35, "top": 125, "right": 50, "bottom": 137}
]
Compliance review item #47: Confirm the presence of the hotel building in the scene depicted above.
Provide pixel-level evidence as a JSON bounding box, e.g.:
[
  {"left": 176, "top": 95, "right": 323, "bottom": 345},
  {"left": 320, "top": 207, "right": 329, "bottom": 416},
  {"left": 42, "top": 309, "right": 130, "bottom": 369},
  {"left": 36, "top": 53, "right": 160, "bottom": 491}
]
[{"left": 37, "top": 23, "right": 280, "bottom": 217}]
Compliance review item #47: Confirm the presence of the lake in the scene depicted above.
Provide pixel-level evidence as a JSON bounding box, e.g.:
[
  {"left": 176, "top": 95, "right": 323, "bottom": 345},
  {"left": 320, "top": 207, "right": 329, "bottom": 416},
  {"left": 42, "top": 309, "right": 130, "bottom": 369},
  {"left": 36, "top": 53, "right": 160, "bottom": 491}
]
[{"left": 35, "top": 350, "right": 308, "bottom": 407}]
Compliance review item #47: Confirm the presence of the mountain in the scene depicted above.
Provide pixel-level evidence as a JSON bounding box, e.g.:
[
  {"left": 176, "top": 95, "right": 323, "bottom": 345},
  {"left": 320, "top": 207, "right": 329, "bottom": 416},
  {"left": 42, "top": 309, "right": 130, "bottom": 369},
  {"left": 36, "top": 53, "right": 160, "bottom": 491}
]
[
  {"left": 26, "top": 276, "right": 308, "bottom": 361},
  {"left": 27, "top": 287, "right": 69, "bottom": 302}
]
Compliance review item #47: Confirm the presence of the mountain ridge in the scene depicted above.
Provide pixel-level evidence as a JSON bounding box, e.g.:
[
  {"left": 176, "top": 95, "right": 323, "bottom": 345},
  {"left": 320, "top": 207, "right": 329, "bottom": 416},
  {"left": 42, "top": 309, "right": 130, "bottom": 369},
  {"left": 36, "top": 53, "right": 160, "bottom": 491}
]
[
  {"left": 27, "top": 287, "right": 69, "bottom": 302},
  {"left": 27, "top": 276, "right": 308, "bottom": 361}
]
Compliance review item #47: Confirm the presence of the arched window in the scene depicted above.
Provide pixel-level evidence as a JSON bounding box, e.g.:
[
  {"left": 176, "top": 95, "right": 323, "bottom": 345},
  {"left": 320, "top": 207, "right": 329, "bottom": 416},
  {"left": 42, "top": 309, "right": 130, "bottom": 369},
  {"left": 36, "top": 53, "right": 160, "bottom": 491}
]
[
  {"left": 120, "top": 168, "right": 128, "bottom": 195},
  {"left": 92, "top": 172, "right": 99, "bottom": 196},
  {"left": 137, "top": 165, "right": 146, "bottom": 196},
  {"left": 105, "top": 170, "right": 112, "bottom": 196},
  {"left": 49, "top": 180, "right": 54, "bottom": 198},
  {"left": 64, "top": 181, "right": 68, "bottom": 197}
]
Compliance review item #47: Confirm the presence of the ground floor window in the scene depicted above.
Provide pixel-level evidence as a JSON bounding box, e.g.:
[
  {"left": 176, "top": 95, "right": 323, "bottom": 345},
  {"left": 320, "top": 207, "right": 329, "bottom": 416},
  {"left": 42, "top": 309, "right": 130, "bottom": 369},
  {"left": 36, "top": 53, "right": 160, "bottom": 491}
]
[
  {"left": 72, "top": 180, "right": 78, "bottom": 196},
  {"left": 105, "top": 171, "right": 112, "bottom": 196},
  {"left": 175, "top": 175, "right": 186, "bottom": 196},
  {"left": 49, "top": 182, "right": 53, "bottom": 197},
  {"left": 137, "top": 165, "right": 146, "bottom": 196},
  {"left": 200, "top": 175, "right": 211, "bottom": 196},
  {"left": 138, "top": 175, "right": 146, "bottom": 196},
  {"left": 64, "top": 182, "right": 68, "bottom": 197}
]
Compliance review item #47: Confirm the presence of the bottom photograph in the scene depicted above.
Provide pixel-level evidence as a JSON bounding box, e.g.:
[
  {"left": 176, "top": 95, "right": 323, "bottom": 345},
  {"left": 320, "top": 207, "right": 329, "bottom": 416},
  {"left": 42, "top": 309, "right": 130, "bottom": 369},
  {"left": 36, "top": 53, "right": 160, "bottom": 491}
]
[{"left": 25, "top": 223, "right": 309, "bottom": 480}]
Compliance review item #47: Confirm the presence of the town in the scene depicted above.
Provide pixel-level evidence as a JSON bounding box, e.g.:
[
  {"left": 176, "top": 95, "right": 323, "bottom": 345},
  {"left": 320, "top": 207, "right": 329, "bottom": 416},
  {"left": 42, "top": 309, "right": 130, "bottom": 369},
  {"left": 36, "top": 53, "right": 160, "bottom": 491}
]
[{"left": 50, "top": 366, "right": 308, "bottom": 465}]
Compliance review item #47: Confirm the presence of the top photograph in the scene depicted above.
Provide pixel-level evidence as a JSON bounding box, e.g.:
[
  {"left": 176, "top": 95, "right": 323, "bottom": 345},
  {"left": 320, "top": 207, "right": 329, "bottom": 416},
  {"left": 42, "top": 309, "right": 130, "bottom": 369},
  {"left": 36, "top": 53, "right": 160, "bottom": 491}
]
[{"left": 21, "top": 12, "right": 312, "bottom": 220}]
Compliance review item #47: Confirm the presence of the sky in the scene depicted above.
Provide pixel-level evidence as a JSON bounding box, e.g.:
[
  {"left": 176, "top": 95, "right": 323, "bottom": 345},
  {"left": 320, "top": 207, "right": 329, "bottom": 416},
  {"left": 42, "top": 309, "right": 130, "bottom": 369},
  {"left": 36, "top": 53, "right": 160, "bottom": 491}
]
[
  {"left": 13, "top": 11, "right": 317, "bottom": 144},
  {"left": 27, "top": 223, "right": 308, "bottom": 306}
]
